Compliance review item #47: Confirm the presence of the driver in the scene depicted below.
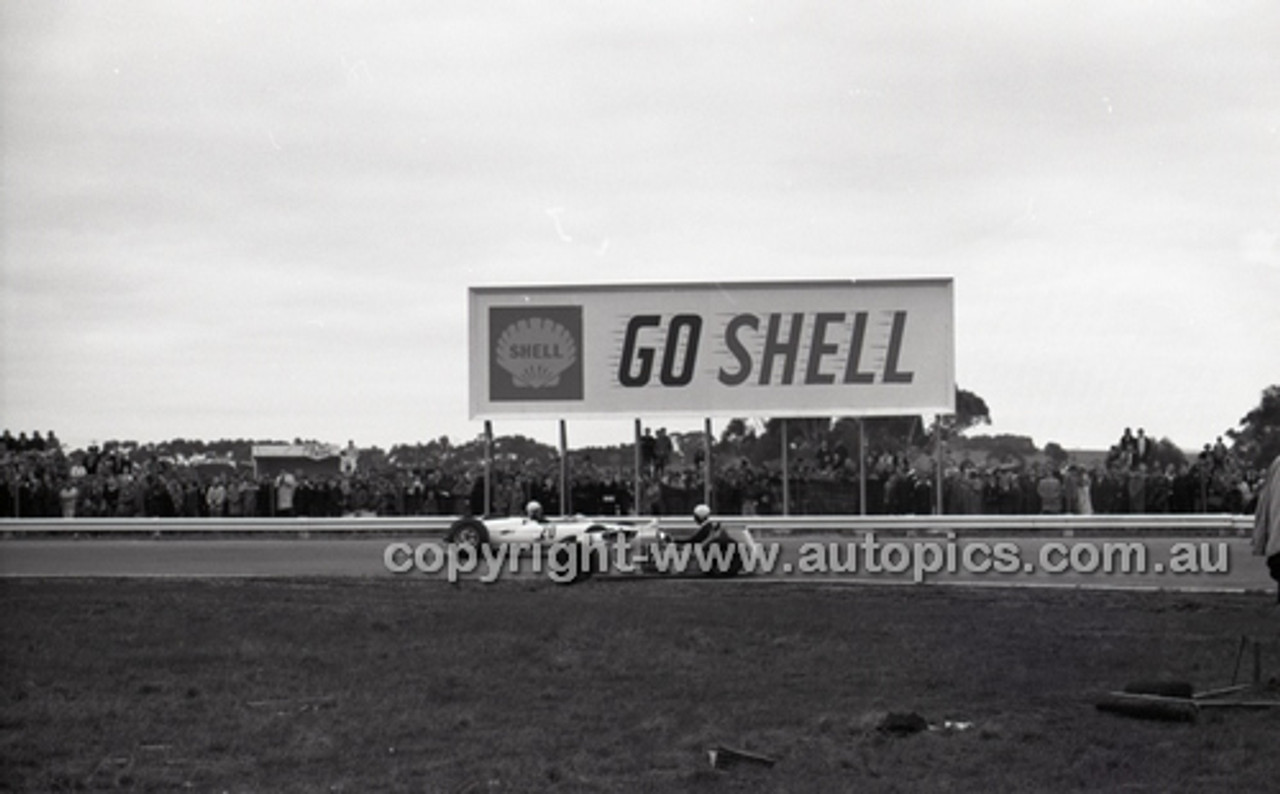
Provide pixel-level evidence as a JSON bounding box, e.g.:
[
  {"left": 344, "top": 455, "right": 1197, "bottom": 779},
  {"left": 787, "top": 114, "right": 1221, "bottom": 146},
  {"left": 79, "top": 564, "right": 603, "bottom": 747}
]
[
  {"left": 679, "top": 503, "right": 721, "bottom": 544},
  {"left": 525, "top": 500, "right": 547, "bottom": 522}
]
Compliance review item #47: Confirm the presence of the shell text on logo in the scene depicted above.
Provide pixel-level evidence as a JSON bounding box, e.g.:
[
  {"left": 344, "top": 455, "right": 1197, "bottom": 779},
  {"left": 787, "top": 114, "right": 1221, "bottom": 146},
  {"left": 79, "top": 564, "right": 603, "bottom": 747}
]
[{"left": 496, "top": 318, "right": 577, "bottom": 389}]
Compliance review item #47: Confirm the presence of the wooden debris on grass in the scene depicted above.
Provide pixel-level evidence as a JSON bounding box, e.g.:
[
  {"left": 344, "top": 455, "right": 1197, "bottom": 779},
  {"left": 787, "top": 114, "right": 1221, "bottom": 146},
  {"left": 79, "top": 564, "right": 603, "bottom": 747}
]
[
  {"left": 1122, "top": 679, "right": 1194, "bottom": 699},
  {"left": 707, "top": 745, "right": 777, "bottom": 770},
  {"left": 1097, "top": 681, "right": 1280, "bottom": 722},
  {"left": 876, "top": 711, "right": 930, "bottom": 736},
  {"left": 1096, "top": 692, "right": 1200, "bottom": 722},
  {"left": 245, "top": 695, "right": 337, "bottom": 714}
]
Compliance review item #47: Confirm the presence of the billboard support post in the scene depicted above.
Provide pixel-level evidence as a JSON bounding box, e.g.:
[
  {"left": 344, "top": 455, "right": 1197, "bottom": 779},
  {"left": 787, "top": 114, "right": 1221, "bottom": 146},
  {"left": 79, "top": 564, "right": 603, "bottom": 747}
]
[
  {"left": 781, "top": 418, "right": 790, "bottom": 517},
  {"left": 934, "top": 415, "right": 943, "bottom": 515},
  {"left": 633, "top": 419, "right": 642, "bottom": 516},
  {"left": 559, "top": 420, "right": 568, "bottom": 515},
  {"left": 858, "top": 417, "right": 867, "bottom": 516},
  {"left": 703, "top": 417, "right": 713, "bottom": 509},
  {"left": 483, "top": 420, "right": 493, "bottom": 517}
]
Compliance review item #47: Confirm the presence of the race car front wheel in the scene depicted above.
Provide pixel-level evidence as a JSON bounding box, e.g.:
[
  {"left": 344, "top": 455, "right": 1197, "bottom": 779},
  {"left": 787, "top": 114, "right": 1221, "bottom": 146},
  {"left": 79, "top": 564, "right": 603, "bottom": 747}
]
[{"left": 447, "top": 518, "right": 490, "bottom": 548}]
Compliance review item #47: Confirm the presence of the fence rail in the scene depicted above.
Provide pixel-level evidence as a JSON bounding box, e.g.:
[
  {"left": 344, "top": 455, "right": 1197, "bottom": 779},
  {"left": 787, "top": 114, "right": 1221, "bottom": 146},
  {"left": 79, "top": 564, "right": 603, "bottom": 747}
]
[
  {"left": 737, "top": 514, "right": 1256, "bottom": 536},
  {"left": 0, "top": 513, "right": 1255, "bottom": 536}
]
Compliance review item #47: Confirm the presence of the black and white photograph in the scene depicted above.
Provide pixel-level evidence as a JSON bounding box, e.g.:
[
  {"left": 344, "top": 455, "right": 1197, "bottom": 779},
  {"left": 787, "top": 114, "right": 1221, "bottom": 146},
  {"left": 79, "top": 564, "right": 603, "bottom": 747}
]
[{"left": 3, "top": 1, "right": 1279, "bottom": 790}]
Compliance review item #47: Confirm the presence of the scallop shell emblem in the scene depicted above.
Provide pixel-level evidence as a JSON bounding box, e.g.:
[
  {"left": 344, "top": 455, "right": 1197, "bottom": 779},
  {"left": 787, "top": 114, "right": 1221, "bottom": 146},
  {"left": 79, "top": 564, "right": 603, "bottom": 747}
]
[{"left": 495, "top": 317, "right": 578, "bottom": 389}]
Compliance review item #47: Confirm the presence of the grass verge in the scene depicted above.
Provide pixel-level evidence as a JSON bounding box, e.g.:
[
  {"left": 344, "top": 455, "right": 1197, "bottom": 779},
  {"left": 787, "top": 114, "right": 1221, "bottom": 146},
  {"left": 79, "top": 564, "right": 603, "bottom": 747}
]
[{"left": 3, "top": 578, "right": 1279, "bottom": 792}]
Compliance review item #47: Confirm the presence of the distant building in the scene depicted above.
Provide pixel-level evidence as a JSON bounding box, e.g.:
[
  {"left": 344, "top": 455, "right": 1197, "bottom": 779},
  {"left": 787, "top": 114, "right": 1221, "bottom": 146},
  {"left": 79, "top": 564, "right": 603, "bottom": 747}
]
[
  {"left": 186, "top": 453, "right": 241, "bottom": 482},
  {"left": 252, "top": 443, "right": 342, "bottom": 479}
]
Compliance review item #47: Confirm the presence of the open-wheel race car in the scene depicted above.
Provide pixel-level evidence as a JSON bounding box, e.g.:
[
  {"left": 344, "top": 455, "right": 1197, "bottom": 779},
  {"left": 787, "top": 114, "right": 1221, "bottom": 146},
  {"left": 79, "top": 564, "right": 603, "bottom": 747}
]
[{"left": 445, "top": 501, "right": 758, "bottom": 583}]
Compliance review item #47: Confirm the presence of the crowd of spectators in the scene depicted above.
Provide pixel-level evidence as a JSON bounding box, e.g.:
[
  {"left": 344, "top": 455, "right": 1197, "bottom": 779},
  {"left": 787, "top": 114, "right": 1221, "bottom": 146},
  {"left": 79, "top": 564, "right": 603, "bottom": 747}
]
[
  {"left": 0, "top": 434, "right": 479, "bottom": 520},
  {"left": 0, "top": 426, "right": 1267, "bottom": 520}
]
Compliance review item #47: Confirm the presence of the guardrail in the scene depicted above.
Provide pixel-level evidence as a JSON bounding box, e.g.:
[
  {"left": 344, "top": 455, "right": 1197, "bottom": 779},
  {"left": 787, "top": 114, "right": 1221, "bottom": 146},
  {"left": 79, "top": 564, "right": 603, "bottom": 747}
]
[
  {"left": 0, "top": 513, "right": 1255, "bottom": 536},
  {"left": 0, "top": 517, "right": 459, "bottom": 535},
  {"left": 734, "top": 514, "right": 1257, "bottom": 536}
]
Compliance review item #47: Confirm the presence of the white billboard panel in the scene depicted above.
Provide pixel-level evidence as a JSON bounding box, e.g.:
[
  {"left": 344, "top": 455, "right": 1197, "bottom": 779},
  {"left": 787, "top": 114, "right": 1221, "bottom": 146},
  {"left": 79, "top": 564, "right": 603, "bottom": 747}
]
[{"left": 468, "top": 279, "right": 955, "bottom": 419}]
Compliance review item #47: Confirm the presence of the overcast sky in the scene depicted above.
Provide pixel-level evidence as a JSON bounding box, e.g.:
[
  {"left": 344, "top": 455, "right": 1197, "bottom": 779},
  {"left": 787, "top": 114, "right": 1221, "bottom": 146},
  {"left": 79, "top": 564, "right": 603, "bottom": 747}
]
[{"left": 3, "top": 1, "right": 1277, "bottom": 454}]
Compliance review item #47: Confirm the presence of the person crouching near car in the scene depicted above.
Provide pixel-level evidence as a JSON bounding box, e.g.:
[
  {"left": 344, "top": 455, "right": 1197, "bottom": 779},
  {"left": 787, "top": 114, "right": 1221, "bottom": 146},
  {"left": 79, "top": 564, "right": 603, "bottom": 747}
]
[{"left": 1251, "top": 454, "right": 1280, "bottom": 604}]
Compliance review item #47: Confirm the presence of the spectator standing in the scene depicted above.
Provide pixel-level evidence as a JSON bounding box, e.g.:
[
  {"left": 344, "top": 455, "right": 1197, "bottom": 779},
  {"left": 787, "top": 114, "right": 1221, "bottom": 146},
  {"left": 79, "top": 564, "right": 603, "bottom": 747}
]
[
  {"left": 640, "top": 428, "right": 656, "bottom": 478},
  {"left": 1147, "top": 465, "right": 1172, "bottom": 513},
  {"left": 1090, "top": 466, "right": 1117, "bottom": 513},
  {"left": 103, "top": 475, "right": 120, "bottom": 516},
  {"left": 205, "top": 477, "right": 227, "bottom": 518},
  {"left": 1118, "top": 428, "right": 1137, "bottom": 468},
  {"left": 1063, "top": 466, "right": 1088, "bottom": 514},
  {"left": 115, "top": 474, "right": 137, "bottom": 517},
  {"left": 256, "top": 476, "right": 273, "bottom": 516},
  {"left": 1037, "top": 468, "right": 1065, "bottom": 514},
  {"left": 226, "top": 475, "right": 243, "bottom": 517},
  {"left": 1135, "top": 429, "right": 1153, "bottom": 468},
  {"left": 240, "top": 477, "right": 259, "bottom": 517},
  {"left": 59, "top": 482, "right": 79, "bottom": 518},
  {"left": 654, "top": 428, "right": 673, "bottom": 478},
  {"left": 182, "top": 479, "right": 202, "bottom": 517},
  {"left": 145, "top": 475, "right": 173, "bottom": 517},
  {"left": 1212, "top": 436, "right": 1229, "bottom": 470},
  {"left": 340, "top": 440, "right": 359, "bottom": 476},
  {"left": 1171, "top": 463, "right": 1196, "bottom": 513},
  {"left": 1250, "top": 455, "right": 1280, "bottom": 602},
  {"left": 1018, "top": 467, "right": 1041, "bottom": 514},
  {"left": 1128, "top": 464, "right": 1148, "bottom": 514},
  {"left": 1074, "top": 467, "right": 1094, "bottom": 515},
  {"left": 166, "top": 477, "right": 184, "bottom": 517},
  {"left": 275, "top": 471, "right": 298, "bottom": 517}
]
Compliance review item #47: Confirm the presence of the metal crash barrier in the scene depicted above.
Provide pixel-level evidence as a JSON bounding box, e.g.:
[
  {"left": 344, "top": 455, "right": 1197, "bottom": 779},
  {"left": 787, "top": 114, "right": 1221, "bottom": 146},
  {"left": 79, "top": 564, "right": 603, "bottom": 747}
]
[{"left": 0, "top": 513, "right": 1254, "bottom": 537}]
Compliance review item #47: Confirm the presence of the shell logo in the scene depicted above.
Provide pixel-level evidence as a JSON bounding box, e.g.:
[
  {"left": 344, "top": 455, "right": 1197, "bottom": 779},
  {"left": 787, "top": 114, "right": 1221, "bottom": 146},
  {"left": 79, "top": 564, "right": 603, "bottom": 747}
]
[{"left": 495, "top": 317, "right": 578, "bottom": 389}]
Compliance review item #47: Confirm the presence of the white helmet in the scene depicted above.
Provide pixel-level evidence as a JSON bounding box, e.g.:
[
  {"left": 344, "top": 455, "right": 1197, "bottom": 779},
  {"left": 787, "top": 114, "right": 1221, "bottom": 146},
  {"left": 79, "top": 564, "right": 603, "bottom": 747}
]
[
  {"left": 693, "top": 504, "right": 712, "bottom": 523},
  {"left": 526, "top": 500, "right": 543, "bottom": 519}
]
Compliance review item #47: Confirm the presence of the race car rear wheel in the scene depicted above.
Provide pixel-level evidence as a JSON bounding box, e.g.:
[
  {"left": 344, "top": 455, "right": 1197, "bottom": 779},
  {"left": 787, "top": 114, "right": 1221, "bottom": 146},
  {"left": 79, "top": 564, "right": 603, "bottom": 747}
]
[
  {"left": 447, "top": 518, "right": 490, "bottom": 548},
  {"left": 547, "top": 541, "right": 594, "bottom": 585}
]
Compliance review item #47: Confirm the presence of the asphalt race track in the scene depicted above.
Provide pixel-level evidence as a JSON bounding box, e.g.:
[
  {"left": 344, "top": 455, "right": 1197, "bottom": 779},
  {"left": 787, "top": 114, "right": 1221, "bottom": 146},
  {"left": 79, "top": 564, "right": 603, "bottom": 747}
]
[{"left": 0, "top": 534, "right": 1271, "bottom": 593}]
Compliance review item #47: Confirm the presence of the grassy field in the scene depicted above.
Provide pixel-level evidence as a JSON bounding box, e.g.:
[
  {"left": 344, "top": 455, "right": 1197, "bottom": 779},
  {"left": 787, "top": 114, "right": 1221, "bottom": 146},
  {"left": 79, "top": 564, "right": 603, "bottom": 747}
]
[{"left": 2, "top": 578, "right": 1279, "bottom": 792}]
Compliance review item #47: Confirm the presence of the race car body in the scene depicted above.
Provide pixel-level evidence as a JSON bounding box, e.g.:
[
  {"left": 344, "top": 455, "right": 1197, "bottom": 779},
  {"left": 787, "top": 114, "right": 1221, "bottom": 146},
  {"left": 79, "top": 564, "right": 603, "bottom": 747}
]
[
  {"left": 444, "top": 512, "right": 760, "bottom": 581},
  {"left": 445, "top": 514, "right": 667, "bottom": 549}
]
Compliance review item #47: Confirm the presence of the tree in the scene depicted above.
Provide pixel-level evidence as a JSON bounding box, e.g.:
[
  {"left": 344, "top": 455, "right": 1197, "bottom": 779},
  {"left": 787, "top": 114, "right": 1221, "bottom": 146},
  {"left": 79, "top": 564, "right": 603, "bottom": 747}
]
[
  {"left": 1151, "top": 437, "right": 1187, "bottom": 471},
  {"left": 1043, "top": 442, "right": 1069, "bottom": 467},
  {"left": 718, "top": 418, "right": 755, "bottom": 447},
  {"left": 713, "top": 386, "right": 993, "bottom": 465},
  {"left": 937, "top": 387, "right": 992, "bottom": 437},
  {"left": 963, "top": 434, "right": 1038, "bottom": 466},
  {"left": 1228, "top": 384, "right": 1280, "bottom": 469}
]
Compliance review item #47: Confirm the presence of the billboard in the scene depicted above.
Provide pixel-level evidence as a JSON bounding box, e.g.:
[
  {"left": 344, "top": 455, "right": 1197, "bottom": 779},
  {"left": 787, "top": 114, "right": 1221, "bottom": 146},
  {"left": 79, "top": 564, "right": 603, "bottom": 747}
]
[{"left": 468, "top": 279, "right": 955, "bottom": 419}]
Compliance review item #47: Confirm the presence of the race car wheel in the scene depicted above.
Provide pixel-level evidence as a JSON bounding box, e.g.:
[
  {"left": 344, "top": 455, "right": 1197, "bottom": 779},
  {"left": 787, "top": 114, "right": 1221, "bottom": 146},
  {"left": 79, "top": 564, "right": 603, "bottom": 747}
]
[
  {"left": 547, "top": 541, "right": 594, "bottom": 585},
  {"left": 707, "top": 538, "right": 743, "bottom": 578},
  {"left": 447, "top": 518, "right": 489, "bottom": 548}
]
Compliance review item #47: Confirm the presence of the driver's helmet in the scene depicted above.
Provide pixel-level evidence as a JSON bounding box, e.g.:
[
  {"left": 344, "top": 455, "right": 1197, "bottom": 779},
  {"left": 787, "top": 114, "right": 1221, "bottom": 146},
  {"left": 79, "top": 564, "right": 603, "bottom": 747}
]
[
  {"left": 692, "top": 504, "right": 712, "bottom": 524},
  {"left": 525, "top": 500, "right": 544, "bottom": 520}
]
